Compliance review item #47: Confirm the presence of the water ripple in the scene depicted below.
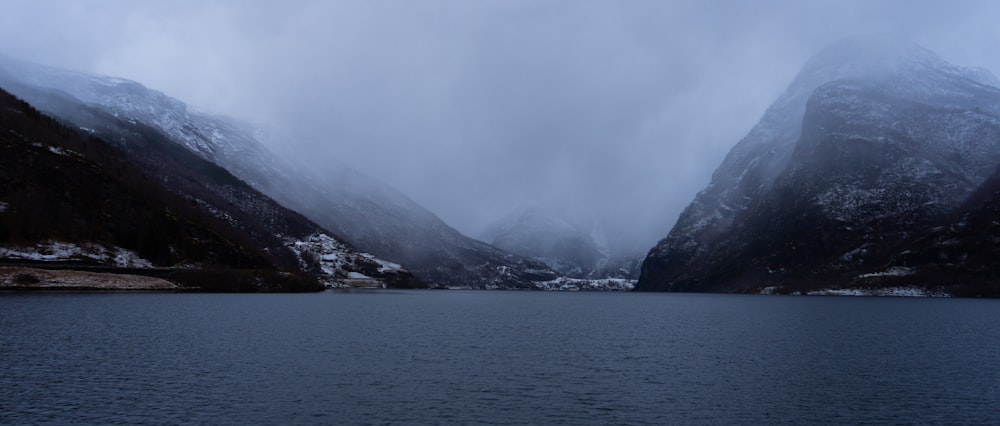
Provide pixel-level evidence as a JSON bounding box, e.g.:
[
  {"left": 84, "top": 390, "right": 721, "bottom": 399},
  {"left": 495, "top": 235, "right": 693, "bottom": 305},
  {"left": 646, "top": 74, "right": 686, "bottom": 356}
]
[{"left": 1, "top": 292, "right": 999, "bottom": 424}]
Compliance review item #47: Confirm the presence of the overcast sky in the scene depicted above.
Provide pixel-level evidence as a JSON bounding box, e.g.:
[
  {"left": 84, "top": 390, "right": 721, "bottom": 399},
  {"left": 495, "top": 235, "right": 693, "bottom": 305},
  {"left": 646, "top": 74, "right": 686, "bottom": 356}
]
[{"left": 2, "top": 0, "right": 999, "bottom": 251}]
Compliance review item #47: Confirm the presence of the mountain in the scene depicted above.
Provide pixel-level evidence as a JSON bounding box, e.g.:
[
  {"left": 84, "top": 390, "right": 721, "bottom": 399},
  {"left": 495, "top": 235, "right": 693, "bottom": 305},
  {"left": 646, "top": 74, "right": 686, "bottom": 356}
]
[
  {"left": 0, "top": 85, "right": 419, "bottom": 291},
  {"left": 480, "top": 205, "right": 640, "bottom": 279},
  {"left": 0, "top": 55, "right": 555, "bottom": 289},
  {"left": 289, "top": 166, "right": 556, "bottom": 288},
  {"left": 637, "top": 36, "right": 1000, "bottom": 295},
  {"left": 0, "top": 87, "right": 308, "bottom": 290}
]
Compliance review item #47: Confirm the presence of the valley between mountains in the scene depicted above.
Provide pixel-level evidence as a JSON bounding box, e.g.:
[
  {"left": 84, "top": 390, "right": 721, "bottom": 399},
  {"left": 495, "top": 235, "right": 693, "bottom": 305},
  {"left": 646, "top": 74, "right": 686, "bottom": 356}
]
[{"left": 2, "top": 36, "right": 999, "bottom": 296}]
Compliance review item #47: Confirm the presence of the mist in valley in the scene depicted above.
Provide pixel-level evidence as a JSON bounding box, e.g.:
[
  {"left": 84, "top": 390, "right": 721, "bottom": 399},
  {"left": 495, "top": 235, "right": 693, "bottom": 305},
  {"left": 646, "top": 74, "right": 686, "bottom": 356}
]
[{"left": 2, "top": 0, "right": 999, "bottom": 257}]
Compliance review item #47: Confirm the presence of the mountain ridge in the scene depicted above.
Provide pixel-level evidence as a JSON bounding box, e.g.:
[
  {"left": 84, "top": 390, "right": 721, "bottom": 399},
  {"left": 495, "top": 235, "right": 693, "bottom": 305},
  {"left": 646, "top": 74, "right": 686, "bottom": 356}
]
[
  {"left": 0, "top": 81, "right": 422, "bottom": 290},
  {"left": 0, "top": 55, "right": 560, "bottom": 289}
]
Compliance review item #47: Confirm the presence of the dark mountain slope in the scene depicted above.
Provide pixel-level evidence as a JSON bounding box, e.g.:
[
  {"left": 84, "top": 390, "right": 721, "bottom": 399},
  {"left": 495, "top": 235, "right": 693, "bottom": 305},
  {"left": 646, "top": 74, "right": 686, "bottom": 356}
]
[
  {"left": 879, "top": 165, "right": 1000, "bottom": 297},
  {"left": 0, "top": 88, "right": 317, "bottom": 291},
  {"left": 0, "top": 85, "right": 421, "bottom": 290},
  {"left": 637, "top": 37, "right": 1000, "bottom": 295},
  {"left": 0, "top": 55, "right": 553, "bottom": 289}
]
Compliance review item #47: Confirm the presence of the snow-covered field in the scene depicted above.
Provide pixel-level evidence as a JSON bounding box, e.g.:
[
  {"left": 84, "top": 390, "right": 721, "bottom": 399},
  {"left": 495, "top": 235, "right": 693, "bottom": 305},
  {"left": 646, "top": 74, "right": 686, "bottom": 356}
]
[
  {"left": 0, "top": 241, "right": 153, "bottom": 267},
  {"left": 0, "top": 267, "right": 177, "bottom": 290}
]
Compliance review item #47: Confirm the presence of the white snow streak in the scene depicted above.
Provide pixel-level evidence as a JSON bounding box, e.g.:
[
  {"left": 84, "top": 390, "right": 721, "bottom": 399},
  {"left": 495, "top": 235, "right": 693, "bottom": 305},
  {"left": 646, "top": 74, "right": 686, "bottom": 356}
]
[
  {"left": 0, "top": 241, "right": 152, "bottom": 267},
  {"left": 807, "top": 286, "right": 949, "bottom": 297}
]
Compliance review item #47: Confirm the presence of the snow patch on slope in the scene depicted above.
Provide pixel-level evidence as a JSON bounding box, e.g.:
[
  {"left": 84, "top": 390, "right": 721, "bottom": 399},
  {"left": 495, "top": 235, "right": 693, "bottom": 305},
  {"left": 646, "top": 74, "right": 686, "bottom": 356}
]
[
  {"left": 360, "top": 253, "right": 403, "bottom": 273},
  {"left": 858, "top": 266, "right": 915, "bottom": 278},
  {"left": 283, "top": 232, "right": 407, "bottom": 288},
  {"left": 284, "top": 233, "right": 351, "bottom": 286},
  {"left": 0, "top": 241, "right": 153, "bottom": 267}
]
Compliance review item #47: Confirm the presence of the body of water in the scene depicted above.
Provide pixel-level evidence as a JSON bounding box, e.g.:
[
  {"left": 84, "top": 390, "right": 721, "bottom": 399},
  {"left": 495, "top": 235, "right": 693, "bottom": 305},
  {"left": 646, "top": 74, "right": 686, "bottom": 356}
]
[{"left": 1, "top": 290, "right": 999, "bottom": 424}]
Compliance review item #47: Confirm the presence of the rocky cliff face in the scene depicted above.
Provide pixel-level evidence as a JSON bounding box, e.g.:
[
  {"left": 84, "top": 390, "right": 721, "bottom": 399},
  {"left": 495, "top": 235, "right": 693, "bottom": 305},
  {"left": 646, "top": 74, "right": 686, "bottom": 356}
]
[{"left": 637, "top": 37, "right": 1000, "bottom": 295}]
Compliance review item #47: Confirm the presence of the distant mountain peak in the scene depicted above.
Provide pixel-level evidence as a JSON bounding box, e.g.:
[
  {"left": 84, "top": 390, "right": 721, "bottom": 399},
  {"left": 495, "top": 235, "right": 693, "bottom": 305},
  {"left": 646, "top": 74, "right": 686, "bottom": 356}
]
[
  {"left": 805, "top": 35, "right": 998, "bottom": 89},
  {"left": 804, "top": 35, "right": 939, "bottom": 74},
  {"left": 780, "top": 35, "right": 998, "bottom": 109},
  {"left": 480, "top": 204, "right": 640, "bottom": 279}
]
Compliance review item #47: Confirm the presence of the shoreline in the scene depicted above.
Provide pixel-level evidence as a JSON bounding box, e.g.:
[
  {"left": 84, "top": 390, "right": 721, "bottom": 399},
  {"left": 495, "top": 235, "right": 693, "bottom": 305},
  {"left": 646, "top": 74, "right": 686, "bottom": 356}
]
[{"left": 0, "top": 266, "right": 179, "bottom": 291}]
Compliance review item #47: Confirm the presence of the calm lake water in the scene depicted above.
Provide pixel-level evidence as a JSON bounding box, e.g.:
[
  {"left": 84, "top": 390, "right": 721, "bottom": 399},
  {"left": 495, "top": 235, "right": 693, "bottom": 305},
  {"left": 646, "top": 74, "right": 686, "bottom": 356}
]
[{"left": 1, "top": 290, "right": 999, "bottom": 424}]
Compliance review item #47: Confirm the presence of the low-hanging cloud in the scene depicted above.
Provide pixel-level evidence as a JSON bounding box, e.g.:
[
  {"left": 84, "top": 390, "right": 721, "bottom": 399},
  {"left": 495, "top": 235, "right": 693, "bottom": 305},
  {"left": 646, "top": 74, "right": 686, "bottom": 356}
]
[{"left": 2, "top": 0, "right": 999, "bottom": 253}]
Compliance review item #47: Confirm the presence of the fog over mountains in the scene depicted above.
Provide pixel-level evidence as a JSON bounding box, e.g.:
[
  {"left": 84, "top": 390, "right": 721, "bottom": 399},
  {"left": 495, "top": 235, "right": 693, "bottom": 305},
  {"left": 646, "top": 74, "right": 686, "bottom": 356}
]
[
  {"left": 2, "top": 2, "right": 1000, "bottom": 293},
  {"left": 480, "top": 205, "right": 641, "bottom": 279},
  {"left": 4, "top": 1, "right": 998, "bottom": 259},
  {"left": 6, "top": 35, "right": 998, "bottom": 295},
  {"left": 0, "top": 55, "right": 569, "bottom": 289}
]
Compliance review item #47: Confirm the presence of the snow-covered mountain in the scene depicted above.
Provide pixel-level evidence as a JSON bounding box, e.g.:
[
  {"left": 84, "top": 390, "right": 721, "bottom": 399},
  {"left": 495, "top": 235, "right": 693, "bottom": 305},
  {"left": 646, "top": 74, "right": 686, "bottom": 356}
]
[
  {"left": 637, "top": 36, "right": 1000, "bottom": 295},
  {"left": 0, "top": 86, "right": 421, "bottom": 291},
  {"left": 0, "top": 55, "right": 556, "bottom": 289},
  {"left": 0, "top": 64, "right": 419, "bottom": 290},
  {"left": 480, "top": 205, "right": 640, "bottom": 279}
]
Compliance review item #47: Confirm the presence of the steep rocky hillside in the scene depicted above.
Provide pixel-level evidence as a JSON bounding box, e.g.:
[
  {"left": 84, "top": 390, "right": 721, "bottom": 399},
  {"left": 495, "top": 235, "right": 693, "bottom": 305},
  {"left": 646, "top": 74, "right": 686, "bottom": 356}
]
[{"left": 638, "top": 37, "right": 1000, "bottom": 296}]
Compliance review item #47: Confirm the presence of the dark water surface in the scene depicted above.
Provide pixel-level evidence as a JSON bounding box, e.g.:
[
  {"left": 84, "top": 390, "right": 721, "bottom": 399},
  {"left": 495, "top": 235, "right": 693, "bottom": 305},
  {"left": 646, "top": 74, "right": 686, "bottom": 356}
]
[{"left": 2, "top": 291, "right": 999, "bottom": 424}]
